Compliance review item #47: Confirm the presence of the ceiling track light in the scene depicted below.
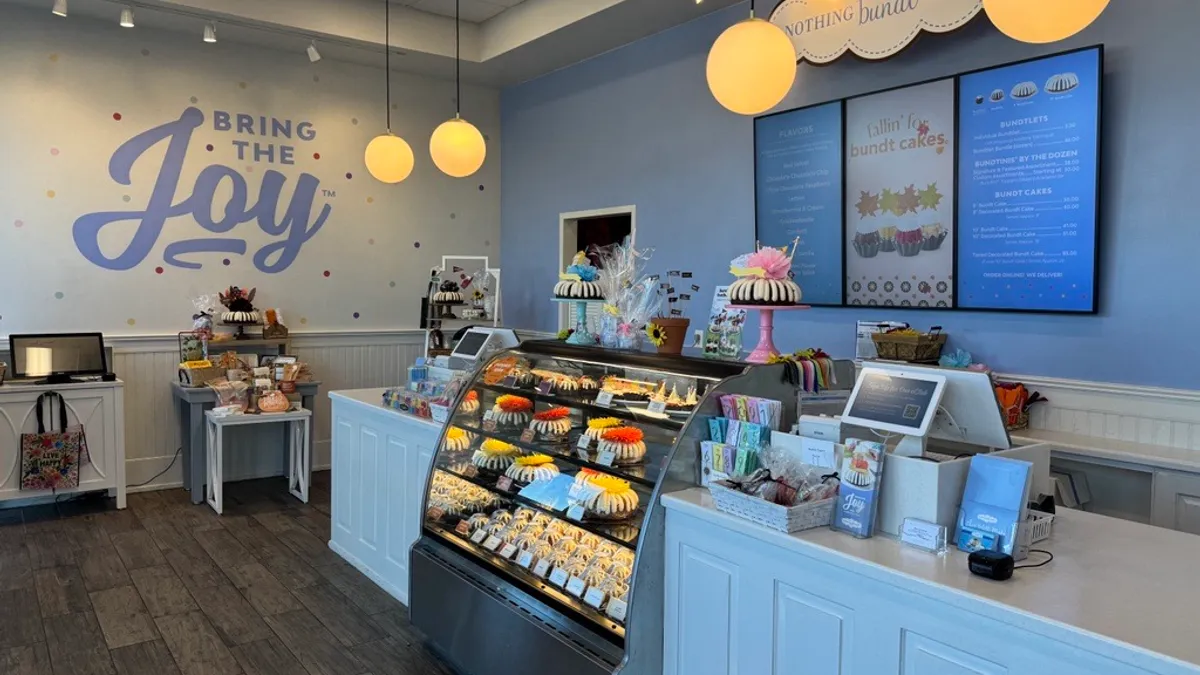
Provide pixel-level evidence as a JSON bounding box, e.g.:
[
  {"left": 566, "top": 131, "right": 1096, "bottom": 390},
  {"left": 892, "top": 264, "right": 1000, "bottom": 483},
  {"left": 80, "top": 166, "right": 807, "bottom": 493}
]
[
  {"left": 307, "top": 41, "right": 322, "bottom": 63},
  {"left": 203, "top": 22, "right": 217, "bottom": 43},
  {"left": 119, "top": 6, "right": 134, "bottom": 28},
  {"left": 52, "top": 0, "right": 67, "bottom": 17}
]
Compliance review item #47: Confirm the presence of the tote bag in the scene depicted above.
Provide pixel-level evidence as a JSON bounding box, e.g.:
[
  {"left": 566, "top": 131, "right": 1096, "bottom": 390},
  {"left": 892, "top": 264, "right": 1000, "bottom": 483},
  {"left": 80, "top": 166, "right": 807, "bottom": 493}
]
[{"left": 20, "top": 391, "right": 88, "bottom": 491}]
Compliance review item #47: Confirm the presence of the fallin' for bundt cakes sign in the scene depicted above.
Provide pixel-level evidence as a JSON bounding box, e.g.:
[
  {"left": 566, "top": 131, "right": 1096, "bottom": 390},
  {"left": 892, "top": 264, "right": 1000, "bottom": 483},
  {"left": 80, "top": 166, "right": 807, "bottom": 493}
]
[
  {"left": 770, "top": 0, "right": 982, "bottom": 64},
  {"left": 73, "top": 106, "right": 332, "bottom": 273}
]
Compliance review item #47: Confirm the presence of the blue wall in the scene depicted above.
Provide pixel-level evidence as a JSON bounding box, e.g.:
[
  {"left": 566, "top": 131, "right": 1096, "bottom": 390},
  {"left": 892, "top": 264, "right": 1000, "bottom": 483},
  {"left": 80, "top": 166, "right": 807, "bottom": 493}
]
[{"left": 501, "top": 0, "right": 1196, "bottom": 388}]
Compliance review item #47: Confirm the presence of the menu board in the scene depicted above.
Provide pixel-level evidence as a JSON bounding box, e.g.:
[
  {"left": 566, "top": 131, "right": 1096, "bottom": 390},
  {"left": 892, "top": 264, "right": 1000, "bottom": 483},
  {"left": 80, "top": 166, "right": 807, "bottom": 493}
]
[
  {"left": 956, "top": 47, "right": 1101, "bottom": 312},
  {"left": 845, "top": 79, "right": 955, "bottom": 308},
  {"left": 755, "top": 102, "right": 844, "bottom": 305}
]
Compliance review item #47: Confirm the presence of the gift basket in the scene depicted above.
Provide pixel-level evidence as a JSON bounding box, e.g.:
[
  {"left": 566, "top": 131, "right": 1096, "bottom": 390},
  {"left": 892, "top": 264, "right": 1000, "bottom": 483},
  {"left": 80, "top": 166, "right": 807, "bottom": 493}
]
[
  {"left": 708, "top": 446, "right": 840, "bottom": 534},
  {"left": 870, "top": 325, "right": 947, "bottom": 363},
  {"left": 592, "top": 241, "right": 663, "bottom": 350}
]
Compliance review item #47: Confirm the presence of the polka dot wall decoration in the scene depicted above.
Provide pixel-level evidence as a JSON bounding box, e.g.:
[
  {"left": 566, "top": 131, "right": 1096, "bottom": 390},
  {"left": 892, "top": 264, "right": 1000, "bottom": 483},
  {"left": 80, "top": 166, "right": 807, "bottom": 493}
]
[
  {"left": 49, "top": 54, "right": 59, "bottom": 62},
  {"left": 50, "top": 148, "right": 59, "bottom": 156},
  {"left": 413, "top": 242, "right": 421, "bottom": 248},
  {"left": 54, "top": 292, "right": 64, "bottom": 300},
  {"left": 313, "top": 153, "right": 320, "bottom": 160},
  {"left": 366, "top": 197, "right": 374, "bottom": 204},
  {"left": 300, "top": 317, "right": 308, "bottom": 324},
  {"left": 14, "top": 220, "right": 23, "bottom": 228},
  {"left": 313, "top": 75, "right": 320, "bottom": 83},
  {"left": 141, "top": 49, "right": 150, "bottom": 57},
  {"left": 351, "top": 118, "right": 358, "bottom": 126},
  {"left": 222, "top": 259, "right": 231, "bottom": 266},
  {"left": 113, "top": 113, "right": 122, "bottom": 121},
  {"left": 122, "top": 195, "right": 131, "bottom": 203},
  {"left": 238, "top": 82, "right": 247, "bottom": 89},
  {"left": 450, "top": 213, "right": 456, "bottom": 220},
  {"left": 246, "top": 166, "right": 254, "bottom": 173},
  {"left": 485, "top": 240, "right": 491, "bottom": 246},
  {"left": 323, "top": 270, "right": 331, "bottom": 278},
  {"left": 46, "top": 190, "right": 56, "bottom": 199},
  {"left": 368, "top": 238, "right": 375, "bottom": 245},
  {"left": 206, "top": 144, "right": 214, "bottom": 152},
  {"left": 389, "top": 281, "right": 396, "bottom": 288},
  {"left": 190, "top": 96, "right": 199, "bottom": 104},
  {"left": 155, "top": 266, "right": 164, "bottom": 275},
  {"left": 126, "top": 318, "right": 136, "bottom": 326},
  {"left": 345, "top": 172, "right": 353, "bottom": 180},
  {"left": 353, "top": 312, "right": 361, "bottom": 319},
  {"left": 478, "top": 185, "right": 485, "bottom": 191}
]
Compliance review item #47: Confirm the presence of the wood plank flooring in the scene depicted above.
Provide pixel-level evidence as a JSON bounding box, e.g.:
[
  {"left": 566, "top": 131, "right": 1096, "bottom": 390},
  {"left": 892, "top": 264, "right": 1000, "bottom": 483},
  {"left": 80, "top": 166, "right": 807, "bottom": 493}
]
[{"left": 0, "top": 473, "right": 455, "bottom": 675}]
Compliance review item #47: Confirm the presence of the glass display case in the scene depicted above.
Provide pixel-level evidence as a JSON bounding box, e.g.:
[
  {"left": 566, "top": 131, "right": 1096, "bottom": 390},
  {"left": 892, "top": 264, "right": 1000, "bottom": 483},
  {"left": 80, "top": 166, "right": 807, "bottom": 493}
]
[{"left": 410, "top": 341, "right": 800, "bottom": 675}]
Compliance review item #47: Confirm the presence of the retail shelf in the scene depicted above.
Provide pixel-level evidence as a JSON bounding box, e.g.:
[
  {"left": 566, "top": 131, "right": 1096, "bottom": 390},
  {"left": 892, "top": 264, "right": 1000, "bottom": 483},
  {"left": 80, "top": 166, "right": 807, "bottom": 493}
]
[{"left": 475, "top": 382, "right": 689, "bottom": 432}]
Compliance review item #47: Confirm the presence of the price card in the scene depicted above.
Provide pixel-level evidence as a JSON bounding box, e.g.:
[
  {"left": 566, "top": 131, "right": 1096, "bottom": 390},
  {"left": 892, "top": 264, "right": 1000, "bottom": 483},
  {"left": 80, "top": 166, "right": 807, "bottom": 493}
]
[
  {"left": 454, "top": 520, "right": 472, "bottom": 536},
  {"left": 483, "top": 409, "right": 496, "bottom": 421},
  {"left": 548, "top": 567, "right": 569, "bottom": 587},
  {"left": 583, "top": 587, "right": 606, "bottom": 609},
  {"left": 647, "top": 400, "right": 667, "bottom": 415},
  {"left": 595, "top": 391, "right": 614, "bottom": 407},
  {"left": 461, "top": 465, "right": 479, "bottom": 479},
  {"left": 566, "top": 504, "right": 586, "bottom": 522},
  {"left": 532, "top": 559, "right": 552, "bottom": 578},
  {"left": 502, "top": 375, "right": 517, "bottom": 388},
  {"left": 576, "top": 435, "right": 592, "bottom": 450},
  {"left": 496, "top": 475, "right": 514, "bottom": 491},
  {"left": 470, "top": 529, "right": 488, "bottom": 544},
  {"left": 520, "top": 428, "right": 536, "bottom": 443},
  {"left": 537, "top": 380, "right": 553, "bottom": 395},
  {"left": 425, "top": 507, "right": 445, "bottom": 521},
  {"left": 596, "top": 450, "right": 616, "bottom": 467},
  {"left": 606, "top": 598, "right": 628, "bottom": 622},
  {"left": 483, "top": 535, "right": 503, "bottom": 551},
  {"left": 517, "top": 551, "right": 535, "bottom": 569},
  {"left": 499, "top": 543, "right": 518, "bottom": 559},
  {"left": 566, "top": 576, "right": 587, "bottom": 597},
  {"left": 483, "top": 419, "right": 497, "bottom": 432}
]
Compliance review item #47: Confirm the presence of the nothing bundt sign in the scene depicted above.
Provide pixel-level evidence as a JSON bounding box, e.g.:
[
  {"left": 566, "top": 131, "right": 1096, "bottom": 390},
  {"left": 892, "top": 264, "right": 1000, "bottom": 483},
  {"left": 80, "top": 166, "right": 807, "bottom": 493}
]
[{"left": 769, "top": 0, "right": 982, "bottom": 64}]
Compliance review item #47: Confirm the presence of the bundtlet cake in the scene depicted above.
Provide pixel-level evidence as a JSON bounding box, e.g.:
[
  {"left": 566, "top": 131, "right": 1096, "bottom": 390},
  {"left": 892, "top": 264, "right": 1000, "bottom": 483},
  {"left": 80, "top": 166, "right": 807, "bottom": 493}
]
[
  {"left": 432, "top": 281, "right": 463, "bottom": 304},
  {"left": 728, "top": 240, "right": 803, "bottom": 306},
  {"left": 583, "top": 417, "right": 622, "bottom": 442},
  {"left": 491, "top": 395, "right": 533, "bottom": 426},
  {"left": 597, "top": 427, "right": 647, "bottom": 465},
  {"left": 460, "top": 390, "right": 479, "bottom": 414},
  {"left": 581, "top": 475, "right": 640, "bottom": 520},
  {"left": 443, "top": 427, "right": 472, "bottom": 452},
  {"left": 531, "top": 407, "right": 572, "bottom": 437},
  {"left": 472, "top": 439, "right": 519, "bottom": 471},
  {"left": 505, "top": 454, "right": 560, "bottom": 484},
  {"left": 554, "top": 251, "right": 603, "bottom": 299}
]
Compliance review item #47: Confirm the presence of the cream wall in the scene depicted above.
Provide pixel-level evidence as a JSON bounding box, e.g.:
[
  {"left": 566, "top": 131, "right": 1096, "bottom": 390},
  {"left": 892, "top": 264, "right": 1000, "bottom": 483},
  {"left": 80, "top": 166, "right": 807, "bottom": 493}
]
[{"left": 0, "top": 4, "right": 500, "bottom": 335}]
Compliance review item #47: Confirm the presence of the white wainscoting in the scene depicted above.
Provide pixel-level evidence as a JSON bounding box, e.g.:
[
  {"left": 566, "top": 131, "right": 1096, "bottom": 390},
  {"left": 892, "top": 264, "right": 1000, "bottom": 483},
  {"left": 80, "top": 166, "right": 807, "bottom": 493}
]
[{"left": 113, "top": 330, "right": 427, "bottom": 492}]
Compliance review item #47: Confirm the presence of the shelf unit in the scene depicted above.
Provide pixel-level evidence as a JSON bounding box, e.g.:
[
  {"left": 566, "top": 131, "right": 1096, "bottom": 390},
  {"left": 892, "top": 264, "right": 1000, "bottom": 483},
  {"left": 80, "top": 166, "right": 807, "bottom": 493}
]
[{"left": 424, "top": 255, "right": 501, "bottom": 357}]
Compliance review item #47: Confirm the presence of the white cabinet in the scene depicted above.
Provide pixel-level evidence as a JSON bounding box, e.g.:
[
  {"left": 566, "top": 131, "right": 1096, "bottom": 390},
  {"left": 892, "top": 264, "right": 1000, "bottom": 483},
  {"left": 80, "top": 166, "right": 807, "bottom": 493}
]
[
  {"left": 0, "top": 381, "right": 125, "bottom": 508},
  {"left": 329, "top": 390, "right": 442, "bottom": 605},
  {"left": 1152, "top": 471, "right": 1200, "bottom": 535}
]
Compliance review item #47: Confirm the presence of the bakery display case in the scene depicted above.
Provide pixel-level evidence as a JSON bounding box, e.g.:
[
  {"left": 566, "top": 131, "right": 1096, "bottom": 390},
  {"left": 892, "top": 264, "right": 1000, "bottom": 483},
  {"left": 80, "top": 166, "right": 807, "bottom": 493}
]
[{"left": 410, "top": 340, "right": 799, "bottom": 675}]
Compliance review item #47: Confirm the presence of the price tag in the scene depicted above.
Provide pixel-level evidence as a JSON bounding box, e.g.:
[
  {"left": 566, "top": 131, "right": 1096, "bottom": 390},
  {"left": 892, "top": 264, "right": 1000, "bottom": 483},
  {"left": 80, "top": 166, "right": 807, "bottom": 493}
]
[
  {"left": 483, "top": 535, "right": 503, "bottom": 551},
  {"left": 549, "top": 567, "right": 569, "bottom": 587},
  {"left": 647, "top": 400, "right": 667, "bottom": 415},
  {"left": 483, "top": 419, "right": 497, "bottom": 432},
  {"left": 461, "top": 465, "right": 479, "bottom": 479},
  {"left": 596, "top": 450, "right": 616, "bottom": 467},
  {"left": 584, "top": 587, "right": 606, "bottom": 609},
  {"left": 595, "top": 391, "right": 614, "bottom": 407},
  {"left": 566, "top": 504, "right": 586, "bottom": 521},
  {"left": 533, "top": 559, "right": 552, "bottom": 578},
  {"left": 502, "top": 375, "right": 517, "bottom": 388},
  {"left": 496, "top": 475, "right": 514, "bottom": 491},
  {"left": 606, "top": 598, "right": 628, "bottom": 622},
  {"left": 425, "top": 507, "right": 445, "bottom": 521},
  {"left": 470, "top": 529, "right": 488, "bottom": 544},
  {"left": 576, "top": 435, "right": 592, "bottom": 450},
  {"left": 566, "top": 576, "right": 587, "bottom": 597},
  {"left": 454, "top": 520, "right": 471, "bottom": 536},
  {"left": 517, "top": 551, "right": 535, "bottom": 568},
  {"left": 499, "top": 543, "right": 518, "bottom": 559},
  {"left": 576, "top": 447, "right": 592, "bottom": 461},
  {"left": 520, "top": 428, "right": 536, "bottom": 443},
  {"left": 483, "top": 409, "right": 496, "bottom": 421},
  {"left": 537, "top": 380, "right": 553, "bottom": 395}
]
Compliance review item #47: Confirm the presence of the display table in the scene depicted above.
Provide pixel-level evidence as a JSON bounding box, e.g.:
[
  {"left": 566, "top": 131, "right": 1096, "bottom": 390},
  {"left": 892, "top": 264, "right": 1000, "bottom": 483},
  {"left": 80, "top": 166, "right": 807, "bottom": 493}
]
[
  {"left": 205, "top": 408, "right": 312, "bottom": 515},
  {"left": 328, "top": 388, "right": 443, "bottom": 605},
  {"left": 0, "top": 379, "right": 126, "bottom": 508},
  {"left": 171, "top": 381, "right": 320, "bottom": 504},
  {"left": 663, "top": 487, "right": 1200, "bottom": 675}
]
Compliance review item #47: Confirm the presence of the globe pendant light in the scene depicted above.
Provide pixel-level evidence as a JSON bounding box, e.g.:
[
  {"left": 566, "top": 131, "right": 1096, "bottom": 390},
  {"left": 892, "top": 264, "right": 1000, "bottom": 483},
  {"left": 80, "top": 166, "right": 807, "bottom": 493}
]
[
  {"left": 430, "top": 0, "right": 486, "bottom": 178},
  {"left": 365, "top": 0, "right": 414, "bottom": 184},
  {"left": 706, "top": 0, "right": 797, "bottom": 116},
  {"left": 983, "top": 0, "right": 1110, "bottom": 44}
]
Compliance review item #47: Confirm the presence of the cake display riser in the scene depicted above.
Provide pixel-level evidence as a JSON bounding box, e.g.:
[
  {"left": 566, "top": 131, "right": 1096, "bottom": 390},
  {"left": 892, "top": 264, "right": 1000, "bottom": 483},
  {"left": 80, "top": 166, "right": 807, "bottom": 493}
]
[{"left": 728, "top": 305, "right": 811, "bottom": 364}]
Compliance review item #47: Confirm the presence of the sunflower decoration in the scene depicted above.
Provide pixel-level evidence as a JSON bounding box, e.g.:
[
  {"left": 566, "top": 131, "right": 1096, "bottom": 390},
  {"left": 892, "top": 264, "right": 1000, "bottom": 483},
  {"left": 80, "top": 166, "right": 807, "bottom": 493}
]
[
  {"left": 472, "top": 289, "right": 486, "bottom": 302},
  {"left": 556, "top": 328, "right": 575, "bottom": 340},
  {"left": 645, "top": 322, "right": 667, "bottom": 347}
]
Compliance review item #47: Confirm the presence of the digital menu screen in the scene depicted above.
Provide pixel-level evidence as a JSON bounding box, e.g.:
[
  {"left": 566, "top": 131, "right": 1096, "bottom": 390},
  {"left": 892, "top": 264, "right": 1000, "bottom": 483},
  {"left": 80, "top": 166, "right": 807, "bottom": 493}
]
[
  {"left": 755, "top": 101, "right": 844, "bottom": 306},
  {"left": 956, "top": 47, "right": 1101, "bottom": 312}
]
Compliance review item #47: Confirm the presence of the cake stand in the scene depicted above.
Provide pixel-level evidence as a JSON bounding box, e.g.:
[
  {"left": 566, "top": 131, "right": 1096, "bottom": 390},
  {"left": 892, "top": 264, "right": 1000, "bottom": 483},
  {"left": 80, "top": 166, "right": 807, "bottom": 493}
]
[
  {"left": 552, "top": 297, "right": 604, "bottom": 346},
  {"left": 728, "top": 304, "right": 810, "bottom": 364}
]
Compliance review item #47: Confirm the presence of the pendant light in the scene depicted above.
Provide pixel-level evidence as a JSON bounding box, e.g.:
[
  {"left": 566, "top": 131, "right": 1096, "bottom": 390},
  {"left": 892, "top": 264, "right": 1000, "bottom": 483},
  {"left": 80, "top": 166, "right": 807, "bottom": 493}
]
[
  {"left": 52, "top": 0, "right": 66, "bottom": 17},
  {"left": 706, "top": 0, "right": 797, "bottom": 116},
  {"left": 429, "top": 0, "right": 486, "bottom": 178},
  {"left": 983, "top": 0, "right": 1109, "bottom": 44},
  {"left": 119, "top": 6, "right": 134, "bottom": 27},
  {"left": 203, "top": 22, "right": 217, "bottom": 43},
  {"left": 365, "top": 0, "right": 415, "bottom": 184}
]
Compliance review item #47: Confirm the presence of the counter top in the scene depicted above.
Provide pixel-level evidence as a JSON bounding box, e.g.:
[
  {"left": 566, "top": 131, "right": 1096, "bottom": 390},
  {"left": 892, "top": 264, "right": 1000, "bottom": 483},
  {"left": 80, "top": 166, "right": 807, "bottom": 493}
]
[
  {"left": 0, "top": 378, "right": 123, "bottom": 392},
  {"left": 663, "top": 487, "right": 1200, "bottom": 671},
  {"left": 329, "top": 388, "right": 443, "bottom": 430},
  {"left": 1014, "top": 428, "right": 1200, "bottom": 474}
]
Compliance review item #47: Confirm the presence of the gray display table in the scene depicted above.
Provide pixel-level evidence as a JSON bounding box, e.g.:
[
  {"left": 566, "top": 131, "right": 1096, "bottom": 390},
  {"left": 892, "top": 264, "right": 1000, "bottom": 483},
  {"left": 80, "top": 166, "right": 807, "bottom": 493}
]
[{"left": 171, "top": 381, "right": 320, "bottom": 504}]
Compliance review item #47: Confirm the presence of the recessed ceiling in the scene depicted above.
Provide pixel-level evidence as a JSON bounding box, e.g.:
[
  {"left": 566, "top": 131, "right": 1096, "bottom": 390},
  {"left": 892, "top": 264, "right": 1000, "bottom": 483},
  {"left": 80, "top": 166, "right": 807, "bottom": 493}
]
[{"left": 396, "top": 0, "right": 527, "bottom": 24}]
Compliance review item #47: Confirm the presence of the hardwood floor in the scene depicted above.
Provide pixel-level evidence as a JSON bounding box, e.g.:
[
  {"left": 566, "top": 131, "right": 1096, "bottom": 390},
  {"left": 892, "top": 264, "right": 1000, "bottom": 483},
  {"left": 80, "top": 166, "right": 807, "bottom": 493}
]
[{"left": 0, "top": 473, "right": 455, "bottom": 675}]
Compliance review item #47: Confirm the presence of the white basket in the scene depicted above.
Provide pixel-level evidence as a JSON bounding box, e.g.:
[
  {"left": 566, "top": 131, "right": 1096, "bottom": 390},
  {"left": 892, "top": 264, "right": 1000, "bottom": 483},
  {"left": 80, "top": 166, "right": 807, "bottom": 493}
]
[
  {"left": 709, "top": 481, "right": 835, "bottom": 534},
  {"left": 1027, "top": 509, "right": 1054, "bottom": 543}
]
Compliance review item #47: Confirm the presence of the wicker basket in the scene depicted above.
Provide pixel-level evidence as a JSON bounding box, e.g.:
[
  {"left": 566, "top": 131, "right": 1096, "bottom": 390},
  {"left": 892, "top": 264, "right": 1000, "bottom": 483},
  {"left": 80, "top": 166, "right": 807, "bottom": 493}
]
[
  {"left": 709, "top": 481, "right": 835, "bottom": 533},
  {"left": 871, "top": 331, "right": 947, "bottom": 363}
]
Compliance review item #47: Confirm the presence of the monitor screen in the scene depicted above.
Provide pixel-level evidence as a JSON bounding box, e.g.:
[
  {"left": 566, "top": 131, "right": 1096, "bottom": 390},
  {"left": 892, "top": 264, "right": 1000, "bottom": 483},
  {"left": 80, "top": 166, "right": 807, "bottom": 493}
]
[
  {"left": 9, "top": 333, "right": 107, "bottom": 378},
  {"left": 842, "top": 367, "right": 947, "bottom": 437},
  {"left": 451, "top": 330, "right": 490, "bottom": 359}
]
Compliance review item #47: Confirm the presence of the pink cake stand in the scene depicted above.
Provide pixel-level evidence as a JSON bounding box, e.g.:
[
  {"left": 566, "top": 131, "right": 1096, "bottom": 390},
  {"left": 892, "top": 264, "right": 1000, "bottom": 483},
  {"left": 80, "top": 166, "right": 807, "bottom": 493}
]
[{"left": 728, "top": 305, "right": 811, "bottom": 364}]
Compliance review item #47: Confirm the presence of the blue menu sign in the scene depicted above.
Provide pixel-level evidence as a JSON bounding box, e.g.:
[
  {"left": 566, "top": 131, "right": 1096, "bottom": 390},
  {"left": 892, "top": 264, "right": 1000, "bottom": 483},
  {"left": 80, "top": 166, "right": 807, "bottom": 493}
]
[
  {"left": 956, "top": 47, "right": 1102, "bottom": 312},
  {"left": 755, "top": 102, "right": 844, "bottom": 305}
]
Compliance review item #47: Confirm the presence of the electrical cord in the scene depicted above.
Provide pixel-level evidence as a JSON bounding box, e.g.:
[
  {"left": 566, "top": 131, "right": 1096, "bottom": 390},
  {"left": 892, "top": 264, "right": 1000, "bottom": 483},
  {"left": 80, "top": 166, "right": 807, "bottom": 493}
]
[
  {"left": 1014, "top": 549, "right": 1054, "bottom": 569},
  {"left": 126, "top": 446, "right": 182, "bottom": 489}
]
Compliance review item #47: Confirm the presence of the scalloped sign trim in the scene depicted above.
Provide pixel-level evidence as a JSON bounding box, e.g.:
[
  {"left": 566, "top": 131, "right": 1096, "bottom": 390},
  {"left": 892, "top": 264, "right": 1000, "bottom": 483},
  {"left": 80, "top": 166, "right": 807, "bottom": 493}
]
[{"left": 770, "top": 0, "right": 983, "bottom": 64}]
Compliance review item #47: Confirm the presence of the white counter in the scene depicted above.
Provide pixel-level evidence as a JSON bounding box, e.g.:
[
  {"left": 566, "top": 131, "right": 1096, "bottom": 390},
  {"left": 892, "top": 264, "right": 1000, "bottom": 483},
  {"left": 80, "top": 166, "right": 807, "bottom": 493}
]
[
  {"left": 328, "top": 388, "right": 443, "bottom": 605},
  {"left": 663, "top": 487, "right": 1200, "bottom": 675}
]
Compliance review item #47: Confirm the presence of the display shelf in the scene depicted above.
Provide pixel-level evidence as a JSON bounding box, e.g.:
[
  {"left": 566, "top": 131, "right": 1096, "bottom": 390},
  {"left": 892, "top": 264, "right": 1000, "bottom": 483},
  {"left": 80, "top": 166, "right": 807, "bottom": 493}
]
[
  {"left": 434, "top": 462, "right": 643, "bottom": 548},
  {"left": 451, "top": 418, "right": 663, "bottom": 488},
  {"left": 475, "top": 382, "right": 688, "bottom": 432},
  {"left": 425, "top": 522, "right": 627, "bottom": 639}
]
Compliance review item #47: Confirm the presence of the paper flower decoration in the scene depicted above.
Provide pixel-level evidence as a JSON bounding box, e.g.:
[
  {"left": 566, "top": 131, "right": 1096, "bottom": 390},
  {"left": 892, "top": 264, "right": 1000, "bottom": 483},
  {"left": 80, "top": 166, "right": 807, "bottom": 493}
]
[
  {"left": 464, "top": 390, "right": 478, "bottom": 403},
  {"left": 496, "top": 395, "right": 533, "bottom": 412},
  {"left": 480, "top": 438, "right": 518, "bottom": 454},
  {"left": 601, "top": 427, "right": 644, "bottom": 444},
  {"left": 589, "top": 474, "right": 632, "bottom": 494},
  {"left": 533, "top": 407, "right": 571, "bottom": 421},
  {"left": 564, "top": 251, "right": 600, "bottom": 283},
  {"left": 645, "top": 322, "right": 668, "bottom": 347},
  {"left": 514, "top": 453, "right": 555, "bottom": 466}
]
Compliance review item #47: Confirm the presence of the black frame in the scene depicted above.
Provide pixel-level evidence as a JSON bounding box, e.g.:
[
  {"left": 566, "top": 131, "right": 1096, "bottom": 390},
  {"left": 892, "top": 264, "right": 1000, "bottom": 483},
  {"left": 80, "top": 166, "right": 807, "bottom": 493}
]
[
  {"left": 753, "top": 44, "right": 1103, "bottom": 315},
  {"left": 9, "top": 332, "right": 108, "bottom": 379}
]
